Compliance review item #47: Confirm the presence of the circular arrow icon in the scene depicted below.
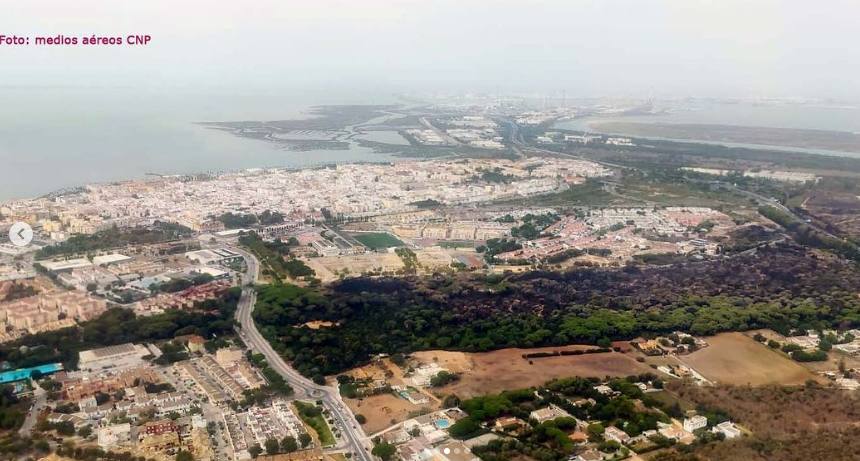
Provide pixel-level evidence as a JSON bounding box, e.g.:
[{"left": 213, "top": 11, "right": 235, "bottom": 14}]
[{"left": 9, "top": 222, "right": 33, "bottom": 247}]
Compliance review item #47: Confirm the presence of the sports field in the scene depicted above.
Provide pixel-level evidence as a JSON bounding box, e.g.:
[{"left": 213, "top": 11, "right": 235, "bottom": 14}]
[{"left": 351, "top": 232, "right": 404, "bottom": 249}]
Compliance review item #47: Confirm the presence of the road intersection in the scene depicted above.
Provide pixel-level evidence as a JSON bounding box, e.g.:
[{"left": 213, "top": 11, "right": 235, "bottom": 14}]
[{"left": 229, "top": 246, "right": 373, "bottom": 461}]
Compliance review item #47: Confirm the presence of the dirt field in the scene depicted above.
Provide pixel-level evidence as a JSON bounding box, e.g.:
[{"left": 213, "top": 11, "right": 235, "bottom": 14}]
[
  {"left": 304, "top": 253, "right": 405, "bottom": 282},
  {"left": 678, "top": 332, "right": 818, "bottom": 386},
  {"left": 411, "top": 350, "right": 472, "bottom": 373},
  {"left": 303, "top": 320, "right": 336, "bottom": 330},
  {"left": 742, "top": 329, "right": 850, "bottom": 375},
  {"left": 305, "top": 248, "right": 456, "bottom": 283},
  {"left": 341, "top": 358, "right": 398, "bottom": 383},
  {"left": 414, "top": 346, "right": 653, "bottom": 398},
  {"left": 414, "top": 248, "right": 454, "bottom": 269},
  {"left": 345, "top": 393, "right": 431, "bottom": 435}
]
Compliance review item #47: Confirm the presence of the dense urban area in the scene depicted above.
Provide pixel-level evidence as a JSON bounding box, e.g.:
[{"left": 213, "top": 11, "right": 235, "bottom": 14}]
[{"left": 2, "top": 98, "right": 860, "bottom": 461}]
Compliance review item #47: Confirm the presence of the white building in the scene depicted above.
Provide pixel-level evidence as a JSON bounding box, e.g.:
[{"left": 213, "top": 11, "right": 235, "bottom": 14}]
[
  {"left": 683, "top": 415, "right": 708, "bottom": 433},
  {"left": 185, "top": 248, "right": 242, "bottom": 265},
  {"left": 311, "top": 239, "right": 340, "bottom": 257},
  {"left": 594, "top": 385, "right": 615, "bottom": 395},
  {"left": 92, "top": 253, "right": 133, "bottom": 266},
  {"left": 409, "top": 363, "right": 446, "bottom": 387},
  {"left": 606, "top": 137, "right": 635, "bottom": 146},
  {"left": 528, "top": 404, "right": 572, "bottom": 424},
  {"left": 712, "top": 421, "right": 741, "bottom": 439},
  {"left": 78, "top": 343, "right": 151, "bottom": 372},
  {"left": 604, "top": 425, "right": 631, "bottom": 444}
]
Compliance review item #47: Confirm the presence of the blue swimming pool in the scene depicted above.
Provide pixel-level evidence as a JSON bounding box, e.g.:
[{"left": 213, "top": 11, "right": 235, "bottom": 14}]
[
  {"left": 0, "top": 363, "right": 63, "bottom": 384},
  {"left": 435, "top": 419, "right": 450, "bottom": 429}
]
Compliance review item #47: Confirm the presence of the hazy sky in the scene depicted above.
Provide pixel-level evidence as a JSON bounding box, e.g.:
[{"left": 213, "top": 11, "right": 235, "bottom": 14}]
[{"left": 3, "top": 0, "right": 859, "bottom": 99}]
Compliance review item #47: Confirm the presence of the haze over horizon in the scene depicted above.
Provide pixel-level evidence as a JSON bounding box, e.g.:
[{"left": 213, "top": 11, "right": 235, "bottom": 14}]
[{"left": 3, "top": 0, "right": 860, "bottom": 100}]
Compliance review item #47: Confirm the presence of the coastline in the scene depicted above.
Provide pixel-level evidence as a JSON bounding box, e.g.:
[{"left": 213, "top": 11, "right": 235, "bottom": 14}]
[{"left": 556, "top": 117, "right": 860, "bottom": 159}]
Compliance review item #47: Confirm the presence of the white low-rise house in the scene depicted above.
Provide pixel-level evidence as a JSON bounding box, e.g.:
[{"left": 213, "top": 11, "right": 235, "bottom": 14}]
[
  {"left": 604, "top": 425, "right": 631, "bottom": 444},
  {"left": 529, "top": 404, "right": 572, "bottom": 424},
  {"left": 409, "top": 363, "right": 446, "bottom": 387},
  {"left": 594, "top": 385, "right": 615, "bottom": 395},
  {"left": 712, "top": 421, "right": 741, "bottom": 439},
  {"left": 155, "top": 396, "right": 194, "bottom": 417},
  {"left": 683, "top": 415, "right": 708, "bottom": 433},
  {"left": 568, "top": 397, "right": 597, "bottom": 407},
  {"left": 658, "top": 421, "right": 696, "bottom": 444}
]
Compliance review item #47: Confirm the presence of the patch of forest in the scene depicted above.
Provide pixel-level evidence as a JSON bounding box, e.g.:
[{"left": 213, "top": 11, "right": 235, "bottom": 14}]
[
  {"left": 252, "top": 243, "right": 860, "bottom": 377},
  {"left": 239, "top": 232, "right": 315, "bottom": 282},
  {"left": 759, "top": 205, "right": 860, "bottom": 262},
  {"left": 0, "top": 288, "right": 240, "bottom": 370},
  {"left": 35, "top": 222, "right": 193, "bottom": 260}
]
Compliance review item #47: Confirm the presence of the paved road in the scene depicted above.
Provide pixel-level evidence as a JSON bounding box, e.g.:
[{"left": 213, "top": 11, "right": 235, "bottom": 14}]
[
  {"left": 501, "top": 118, "right": 844, "bottom": 242},
  {"left": 685, "top": 177, "right": 844, "bottom": 241},
  {"left": 497, "top": 118, "right": 525, "bottom": 158},
  {"left": 19, "top": 381, "right": 46, "bottom": 436},
  {"left": 229, "top": 247, "right": 373, "bottom": 461}
]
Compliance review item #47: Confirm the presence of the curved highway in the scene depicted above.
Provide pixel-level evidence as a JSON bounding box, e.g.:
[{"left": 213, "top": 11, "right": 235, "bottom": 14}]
[{"left": 229, "top": 246, "right": 373, "bottom": 461}]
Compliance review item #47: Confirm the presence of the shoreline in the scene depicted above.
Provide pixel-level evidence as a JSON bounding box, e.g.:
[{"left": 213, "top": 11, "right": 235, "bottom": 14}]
[{"left": 556, "top": 116, "right": 860, "bottom": 159}]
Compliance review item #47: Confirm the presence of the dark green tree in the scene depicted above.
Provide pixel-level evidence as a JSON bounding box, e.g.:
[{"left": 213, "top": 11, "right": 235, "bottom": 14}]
[
  {"left": 371, "top": 441, "right": 396, "bottom": 461},
  {"left": 265, "top": 438, "right": 280, "bottom": 455},
  {"left": 281, "top": 436, "right": 298, "bottom": 453}
]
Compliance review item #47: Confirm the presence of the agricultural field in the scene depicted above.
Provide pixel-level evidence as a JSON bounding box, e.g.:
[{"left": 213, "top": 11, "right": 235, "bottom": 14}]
[
  {"left": 413, "top": 346, "right": 652, "bottom": 398},
  {"left": 414, "top": 247, "right": 455, "bottom": 268},
  {"left": 678, "top": 332, "right": 818, "bottom": 386},
  {"left": 350, "top": 232, "right": 404, "bottom": 249}
]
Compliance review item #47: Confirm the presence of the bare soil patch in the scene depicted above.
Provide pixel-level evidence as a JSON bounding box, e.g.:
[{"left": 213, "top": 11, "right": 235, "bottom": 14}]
[
  {"left": 416, "top": 346, "right": 652, "bottom": 398},
  {"left": 679, "top": 332, "right": 817, "bottom": 386},
  {"left": 345, "top": 393, "right": 431, "bottom": 435}
]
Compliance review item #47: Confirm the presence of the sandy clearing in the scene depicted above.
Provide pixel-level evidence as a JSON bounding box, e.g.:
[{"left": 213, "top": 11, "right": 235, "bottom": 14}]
[{"left": 679, "top": 332, "right": 817, "bottom": 386}]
